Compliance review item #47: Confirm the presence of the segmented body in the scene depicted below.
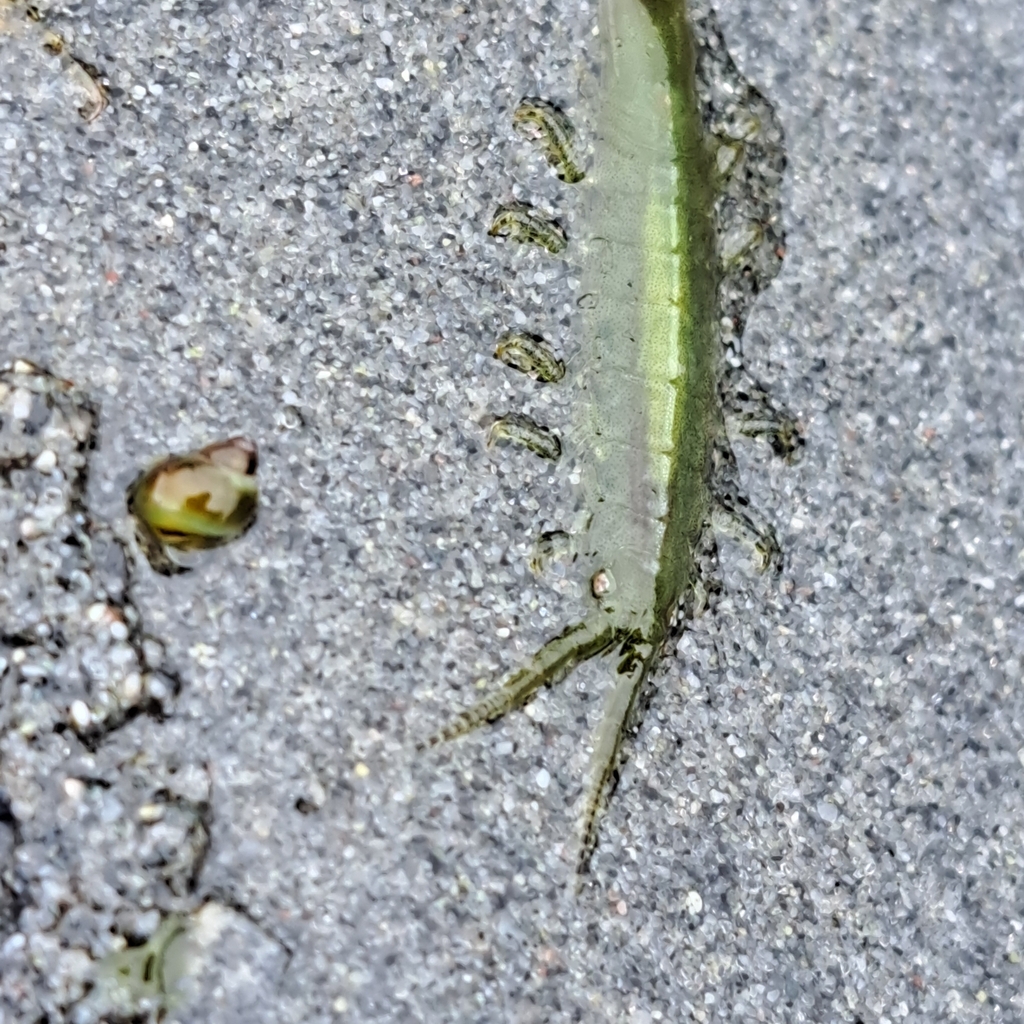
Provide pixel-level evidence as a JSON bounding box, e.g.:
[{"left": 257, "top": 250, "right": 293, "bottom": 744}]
[
  {"left": 579, "top": 0, "right": 718, "bottom": 647},
  {"left": 428, "top": 0, "right": 795, "bottom": 872}
]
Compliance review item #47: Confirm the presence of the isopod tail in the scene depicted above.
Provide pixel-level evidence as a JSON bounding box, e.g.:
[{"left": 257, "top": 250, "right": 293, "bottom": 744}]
[
  {"left": 576, "top": 630, "right": 663, "bottom": 877},
  {"left": 420, "top": 617, "right": 619, "bottom": 749}
]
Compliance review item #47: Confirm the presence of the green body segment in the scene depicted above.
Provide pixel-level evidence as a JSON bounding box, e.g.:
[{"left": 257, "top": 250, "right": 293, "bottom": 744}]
[
  {"left": 580, "top": 0, "right": 719, "bottom": 644},
  {"left": 567, "top": 0, "right": 722, "bottom": 860}
]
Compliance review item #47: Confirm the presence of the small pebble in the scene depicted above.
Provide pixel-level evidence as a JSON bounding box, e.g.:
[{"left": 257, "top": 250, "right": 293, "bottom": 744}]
[
  {"left": 69, "top": 700, "right": 91, "bottom": 731},
  {"left": 146, "top": 675, "right": 169, "bottom": 701},
  {"left": 62, "top": 778, "right": 85, "bottom": 802},
  {"left": 817, "top": 800, "right": 839, "bottom": 824},
  {"left": 10, "top": 388, "right": 32, "bottom": 419},
  {"left": 33, "top": 449, "right": 57, "bottom": 473},
  {"left": 120, "top": 672, "right": 142, "bottom": 703}
]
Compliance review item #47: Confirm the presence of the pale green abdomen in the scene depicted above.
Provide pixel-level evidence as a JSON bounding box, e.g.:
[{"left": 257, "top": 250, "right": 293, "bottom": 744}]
[{"left": 577, "top": 0, "right": 719, "bottom": 628}]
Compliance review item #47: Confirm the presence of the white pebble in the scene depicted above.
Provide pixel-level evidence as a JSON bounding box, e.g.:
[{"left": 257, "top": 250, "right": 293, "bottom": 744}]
[
  {"left": 69, "top": 700, "right": 92, "bottom": 731},
  {"left": 62, "top": 778, "right": 85, "bottom": 801},
  {"left": 120, "top": 672, "right": 142, "bottom": 703},
  {"left": 535, "top": 768, "right": 551, "bottom": 790},
  {"left": 10, "top": 800, "right": 34, "bottom": 821},
  {"left": 146, "top": 675, "right": 168, "bottom": 701},
  {"left": 817, "top": 800, "right": 839, "bottom": 824},
  {"left": 10, "top": 388, "right": 32, "bottom": 419},
  {"left": 33, "top": 449, "right": 57, "bottom": 473},
  {"left": 684, "top": 890, "right": 703, "bottom": 915}
]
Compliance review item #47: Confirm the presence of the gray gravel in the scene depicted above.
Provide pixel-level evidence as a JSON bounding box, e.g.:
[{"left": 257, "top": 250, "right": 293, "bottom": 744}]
[{"left": 2, "top": 0, "right": 1024, "bottom": 1021}]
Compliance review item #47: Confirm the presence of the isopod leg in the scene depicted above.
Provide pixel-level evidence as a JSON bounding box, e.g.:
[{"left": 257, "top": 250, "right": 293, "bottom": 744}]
[
  {"left": 528, "top": 529, "right": 574, "bottom": 577},
  {"left": 488, "top": 203, "right": 567, "bottom": 255},
  {"left": 576, "top": 641, "right": 658, "bottom": 876},
  {"left": 512, "top": 97, "right": 585, "bottom": 184},
  {"left": 711, "top": 487, "right": 782, "bottom": 574},
  {"left": 721, "top": 365, "right": 803, "bottom": 463},
  {"left": 689, "top": 521, "right": 723, "bottom": 618},
  {"left": 486, "top": 413, "right": 562, "bottom": 462},
  {"left": 67, "top": 56, "right": 109, "bottom": 122},
  {"left": 421, "top": 617, "right": 619, "bottom": 748},
  {"left": 13, "top": 6, "right": 110, "bottom": 122}
]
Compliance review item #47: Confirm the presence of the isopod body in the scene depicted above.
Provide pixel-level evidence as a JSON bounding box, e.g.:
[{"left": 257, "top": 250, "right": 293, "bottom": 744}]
[{"left": 428, "top": 0, "right": 795, "bottom": 872}]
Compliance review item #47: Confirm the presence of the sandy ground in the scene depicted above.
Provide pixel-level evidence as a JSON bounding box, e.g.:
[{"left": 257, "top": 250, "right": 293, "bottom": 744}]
[{"left": 2, "top": 0, "right": 1024, "bottom": 1020}]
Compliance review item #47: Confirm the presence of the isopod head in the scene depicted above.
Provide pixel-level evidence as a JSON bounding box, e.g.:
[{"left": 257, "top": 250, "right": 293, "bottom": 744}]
[{"left": 127, "top": 436, "right": 258, "bottom": 575}]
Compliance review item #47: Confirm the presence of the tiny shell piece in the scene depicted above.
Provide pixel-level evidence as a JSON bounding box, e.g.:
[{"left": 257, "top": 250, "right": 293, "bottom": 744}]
[
  {"left": 127, "top": 436, "right": 258, "bottom": 575},
  {"left": 590, "top": 568, "right": 614, "bottom": 598}
]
